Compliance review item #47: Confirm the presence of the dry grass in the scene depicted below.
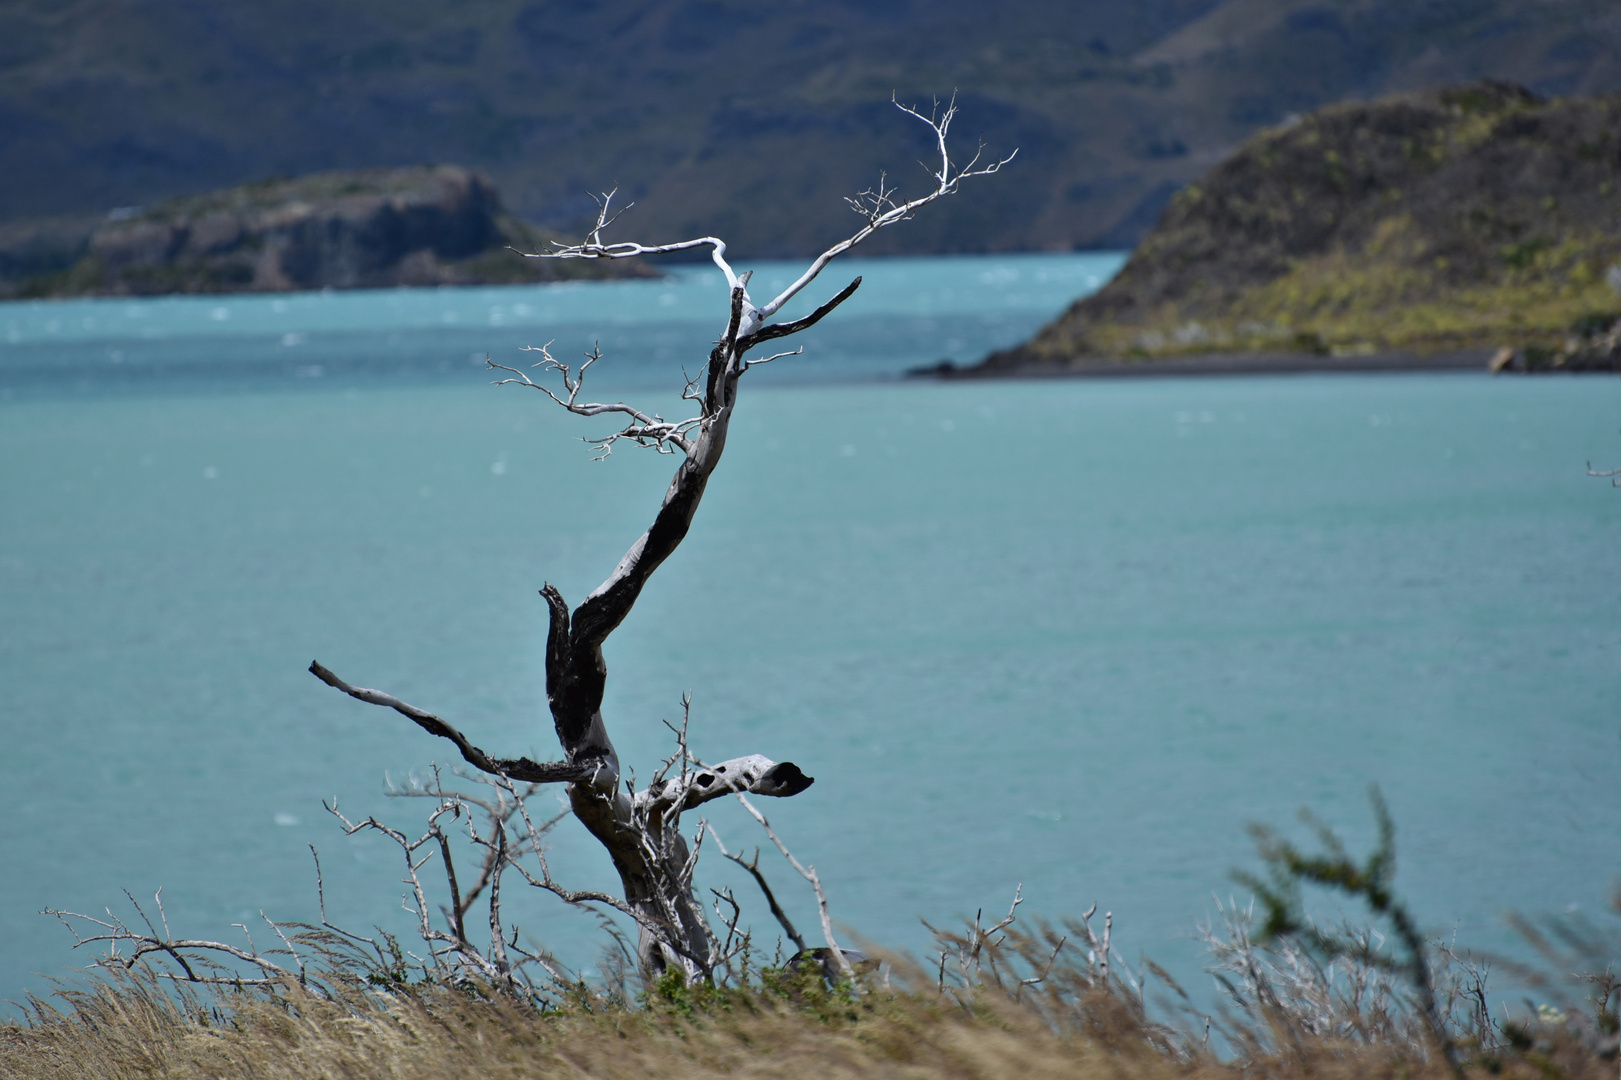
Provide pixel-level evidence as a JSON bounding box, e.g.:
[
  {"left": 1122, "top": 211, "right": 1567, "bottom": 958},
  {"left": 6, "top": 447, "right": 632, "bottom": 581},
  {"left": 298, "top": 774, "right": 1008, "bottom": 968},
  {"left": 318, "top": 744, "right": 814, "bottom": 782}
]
[
  {"left": 8, "top": 797, "right": 1615, "bottom": 1080},
  {"left": 3, "top": 939, "right": 1613, "bottom": 1080}
]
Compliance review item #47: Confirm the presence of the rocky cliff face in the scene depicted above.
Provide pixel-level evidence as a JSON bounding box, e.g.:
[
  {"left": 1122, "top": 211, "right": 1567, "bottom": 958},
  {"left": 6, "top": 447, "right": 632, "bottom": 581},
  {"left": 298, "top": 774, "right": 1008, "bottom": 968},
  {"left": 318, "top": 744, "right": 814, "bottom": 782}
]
[
  {"left": 976, "top": 82, "right": 1621, "bottom": 373},
  {"left": 0, "top": 166, "right": 644, "bottom": 298}
]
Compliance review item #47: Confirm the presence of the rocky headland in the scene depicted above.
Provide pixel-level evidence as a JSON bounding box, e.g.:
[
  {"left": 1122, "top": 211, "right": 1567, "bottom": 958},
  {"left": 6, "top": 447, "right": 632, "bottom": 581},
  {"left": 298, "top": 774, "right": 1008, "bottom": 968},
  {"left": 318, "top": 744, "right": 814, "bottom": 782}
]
[
  {"left": 962, "top": 81, "right": 1621, "bottom": 377},
  {"left": 0, "top": 165, "right": 647, "bottom": 299}
]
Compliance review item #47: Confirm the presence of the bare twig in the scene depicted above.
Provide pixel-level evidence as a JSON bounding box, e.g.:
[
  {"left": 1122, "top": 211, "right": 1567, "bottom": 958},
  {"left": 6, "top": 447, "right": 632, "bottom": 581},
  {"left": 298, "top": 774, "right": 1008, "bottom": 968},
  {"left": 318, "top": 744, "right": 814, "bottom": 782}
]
[
  {"left": 520, "top": 96, "right": 1010, "bottom": 342},
  {"left": 731, "top": 793, "right": 851, "bottom": 979},
  {"left": 489, "top": 344, "right": 699, "bottom": 458},
  {"left": 45, "top": 897, "right": 297, "bottom": 988},
  {"left": 1017, "top": 934, "right": 1069, "bottom": 1002},
  {"left": 707, "top": 825, "right": 807, "bottom": 955}
]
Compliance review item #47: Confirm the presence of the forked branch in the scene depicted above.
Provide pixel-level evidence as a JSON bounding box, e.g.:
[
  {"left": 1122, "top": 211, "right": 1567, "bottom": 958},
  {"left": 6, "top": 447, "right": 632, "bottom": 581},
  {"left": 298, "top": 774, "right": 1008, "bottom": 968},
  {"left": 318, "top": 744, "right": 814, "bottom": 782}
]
[
  {"left": 731, "top": 793, "right": 852, "bottom": 979},
  {"left": 489, "top": 343, "right": 699, "bottom": 458},
  {"left": 46, "top": 892, "right": 299, "bottom": 988},
  {"left": 529, "top": 188, "right": 748, "bottom": 290},
  {"left": 520, "top": 94, "right": 1012, "bottom": 338},
  {"left": 707, "top": 825, "right": 807, "bottom": 954}
]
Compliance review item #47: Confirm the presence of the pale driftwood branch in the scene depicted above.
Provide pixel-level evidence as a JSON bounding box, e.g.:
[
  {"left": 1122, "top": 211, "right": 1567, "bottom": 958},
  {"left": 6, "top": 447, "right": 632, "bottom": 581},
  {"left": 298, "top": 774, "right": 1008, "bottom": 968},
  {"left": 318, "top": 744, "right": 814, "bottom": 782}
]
[
  {"left": 707, "top": 824, "right": 807, "bottom": 955},
  {"left": 323, "top": 785, "right": 599, "bottom": 996},
  {"left": 744, "top": 347, "right": 802, "bottom": 369},
  {"left": 1066, "top": 903, "right": 1138, "bottom": 998},
  {"left": 518, "top": 95, "right": 1009, "bottom": 342},
  {"left": 524, "top": 188, "right": 748, "bottom": 290},
  {"left": 324, "top": 797, "right": 508, "bottom": 983},
  {"left": 263, "top": 911, "right": 308, "bottom": 985},
  {"left": 711, "top": 886, "right": 746, "bottom": 969},
  {"left": 1201, "top": 895, "right": 1429, "bottom": 1049},
  {"left": 1016, "top": 934, "right": 1069, "bottom": 1002},
  {"left": 645, "top": 754, "right": 814, "bottom": 816},
  {"left": 308, "top": 844, "right": 401, "bottom": 963},
  {"left": 385, "top": 767, "right": 569, "bottom": 934},
  {"left": 752, "top": 94, "right": 1014, "bottom": 324},
  {"left": 309, "top": 661, "right": 589, "bottom": 784},
  {"left": 46, "top": 893, "right": 298, "bottom": 987},
  {"left": 732, "top": 793, "right": 852, "bottom": 979},
  {"left": 489, "top": 773, "right": 648, "bottom": 921},
  {"left": 924, "top": 886, "right": 1024, "bottom": 990},
  {"left": 486, "top": 827, "right": 512, "bottom": 980},
  {"left": 488, "top": 344, "right": 699, "bottom": 458},
  {"left": 1588, "top": 461, "right": 1621, "bottom": 486}
]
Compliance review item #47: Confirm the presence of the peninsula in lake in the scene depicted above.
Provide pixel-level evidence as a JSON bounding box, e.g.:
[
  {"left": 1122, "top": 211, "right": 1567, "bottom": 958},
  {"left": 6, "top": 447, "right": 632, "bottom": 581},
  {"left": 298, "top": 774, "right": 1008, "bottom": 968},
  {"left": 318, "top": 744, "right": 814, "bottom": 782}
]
[
  {"left": 963, "top": 82, "right": 1621, "bottom": 377},
  {"left": 0, "top": 166, "right": 647, "bottom": 299}
]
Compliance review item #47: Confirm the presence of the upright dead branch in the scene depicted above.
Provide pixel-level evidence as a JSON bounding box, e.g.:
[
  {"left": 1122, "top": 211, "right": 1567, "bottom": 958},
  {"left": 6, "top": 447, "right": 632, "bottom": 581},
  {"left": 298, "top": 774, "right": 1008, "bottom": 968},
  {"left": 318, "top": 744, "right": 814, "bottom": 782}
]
[{"left": 310, "top": 95, "right": 1011, "bottom": 981}]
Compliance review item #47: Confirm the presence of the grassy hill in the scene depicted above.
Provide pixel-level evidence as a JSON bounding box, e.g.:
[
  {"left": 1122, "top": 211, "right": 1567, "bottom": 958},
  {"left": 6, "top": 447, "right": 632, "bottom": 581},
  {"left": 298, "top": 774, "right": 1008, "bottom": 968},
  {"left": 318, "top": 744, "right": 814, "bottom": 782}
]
[
  {"left": 1, "top": 1, "right": 1620, "bottom": 259},
  {"left": 970, "top": 82, "right": 1621, "bottom": 373}
]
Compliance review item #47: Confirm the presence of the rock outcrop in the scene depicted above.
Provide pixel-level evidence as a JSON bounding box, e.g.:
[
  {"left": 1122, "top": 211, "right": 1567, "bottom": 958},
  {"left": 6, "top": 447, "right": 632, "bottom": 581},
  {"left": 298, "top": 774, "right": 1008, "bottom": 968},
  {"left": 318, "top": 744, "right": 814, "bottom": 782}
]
[{"left": 0, "top": 166, "right": 646, "bottom": 298}]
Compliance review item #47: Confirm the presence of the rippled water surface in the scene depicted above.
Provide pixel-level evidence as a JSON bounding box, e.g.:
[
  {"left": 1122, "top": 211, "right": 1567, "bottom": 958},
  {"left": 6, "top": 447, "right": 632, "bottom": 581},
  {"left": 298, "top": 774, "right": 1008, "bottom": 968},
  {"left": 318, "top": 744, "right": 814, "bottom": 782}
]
[{"left": 2, "top": 252, "right": 1617, "bottom": 1009}]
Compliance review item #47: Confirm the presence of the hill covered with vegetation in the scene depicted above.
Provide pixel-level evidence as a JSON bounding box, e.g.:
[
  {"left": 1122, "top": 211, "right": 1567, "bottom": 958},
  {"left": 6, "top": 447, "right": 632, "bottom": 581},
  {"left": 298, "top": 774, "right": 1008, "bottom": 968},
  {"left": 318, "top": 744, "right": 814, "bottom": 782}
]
[
  {"left": 1, "top": 1, "right": 1620, "bottom": 259},
  {"left": 970, "top": 82, "right": 1621, "bottom": 374},
  {"left": 0, "top": 166, "right": 645, "bottom": 298}
]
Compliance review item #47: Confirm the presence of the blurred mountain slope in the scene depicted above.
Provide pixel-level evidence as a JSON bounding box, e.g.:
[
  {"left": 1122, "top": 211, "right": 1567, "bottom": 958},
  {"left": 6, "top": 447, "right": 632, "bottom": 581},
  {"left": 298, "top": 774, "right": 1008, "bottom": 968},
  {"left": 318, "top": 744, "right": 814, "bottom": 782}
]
[{"left": 1, "top": 0, "right": 1618, "bottom": 258}]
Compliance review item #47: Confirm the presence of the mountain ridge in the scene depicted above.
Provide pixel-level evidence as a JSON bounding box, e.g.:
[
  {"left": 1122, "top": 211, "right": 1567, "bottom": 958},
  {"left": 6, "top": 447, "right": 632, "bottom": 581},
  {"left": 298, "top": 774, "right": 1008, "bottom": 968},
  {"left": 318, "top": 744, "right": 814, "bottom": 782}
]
[{"left": 1, "top": 0, "right": 1619, "bottom": 259}]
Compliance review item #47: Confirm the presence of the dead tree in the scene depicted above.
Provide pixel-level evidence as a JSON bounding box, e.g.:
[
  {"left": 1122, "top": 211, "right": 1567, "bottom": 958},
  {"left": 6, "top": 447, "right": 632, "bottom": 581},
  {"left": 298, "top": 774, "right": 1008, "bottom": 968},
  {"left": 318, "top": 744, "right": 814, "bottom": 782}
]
[{"left": 309, "top": 97, "right": 1012, "bottom": 981}]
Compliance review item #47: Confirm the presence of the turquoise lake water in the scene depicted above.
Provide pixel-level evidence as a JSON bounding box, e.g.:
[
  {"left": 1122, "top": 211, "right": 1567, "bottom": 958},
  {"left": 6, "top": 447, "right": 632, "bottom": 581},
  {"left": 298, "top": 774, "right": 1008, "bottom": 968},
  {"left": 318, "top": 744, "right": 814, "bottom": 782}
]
[{"left": 2, "top": 252, "right": 1618, "bottom": 1011}]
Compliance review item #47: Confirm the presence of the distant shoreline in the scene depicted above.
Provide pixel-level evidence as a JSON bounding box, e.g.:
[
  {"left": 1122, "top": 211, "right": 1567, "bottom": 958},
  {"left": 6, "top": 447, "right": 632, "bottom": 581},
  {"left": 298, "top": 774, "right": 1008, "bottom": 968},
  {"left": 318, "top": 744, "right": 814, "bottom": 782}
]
[{"left": 916, "top": 347, "right": 1501, "bottom": 380}]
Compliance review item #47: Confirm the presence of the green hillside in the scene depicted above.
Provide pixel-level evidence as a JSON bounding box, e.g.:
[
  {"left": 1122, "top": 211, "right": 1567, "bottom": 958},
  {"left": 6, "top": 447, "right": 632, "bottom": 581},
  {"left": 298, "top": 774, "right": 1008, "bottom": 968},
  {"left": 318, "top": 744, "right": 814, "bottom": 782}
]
[{"left": 972, "top": 82, "right": 1621, "bottom": 373}]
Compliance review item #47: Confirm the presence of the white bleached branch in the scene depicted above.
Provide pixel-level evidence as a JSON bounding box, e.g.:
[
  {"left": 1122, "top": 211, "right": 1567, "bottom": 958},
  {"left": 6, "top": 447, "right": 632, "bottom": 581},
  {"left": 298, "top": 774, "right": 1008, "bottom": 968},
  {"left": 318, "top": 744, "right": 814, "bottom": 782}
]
[
  {"left": 518, "top": 94, "right": 1013, "bottom": 343},
  {"left": 732, "top": 792, "right": 853, "bottom": 980},
  {"left": 488, "top": 343, "right": 699, "bottom": 458},
  {"left": 754, "top": 93, "right": 1014, "bottom": 325},
  {"left": 529, "top": 188, "right": 747, "bottom": 291},
  {"left": 45, "top": 893, "right": 298, "bottom": 988},
  {"left": 745, "top": 347, "right": 802, "bottom": 369},
  {"left": 706, "top": 823, "right": 808, "bottom": 955}
]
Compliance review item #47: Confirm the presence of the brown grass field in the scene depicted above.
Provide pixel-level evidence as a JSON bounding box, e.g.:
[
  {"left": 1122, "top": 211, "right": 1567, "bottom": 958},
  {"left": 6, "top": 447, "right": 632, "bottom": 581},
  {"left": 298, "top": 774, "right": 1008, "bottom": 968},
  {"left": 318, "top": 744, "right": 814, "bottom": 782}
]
[{"left": 4, "top": 923, "right": 1615, "bottom": 1080}]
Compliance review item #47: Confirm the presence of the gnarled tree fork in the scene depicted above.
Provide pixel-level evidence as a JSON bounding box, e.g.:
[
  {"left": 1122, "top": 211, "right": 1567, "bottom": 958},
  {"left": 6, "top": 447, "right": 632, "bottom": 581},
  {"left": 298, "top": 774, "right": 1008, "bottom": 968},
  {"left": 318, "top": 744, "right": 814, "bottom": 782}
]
[{"left": 310, "top": 96, "right": 1012, "bottom": 981}]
